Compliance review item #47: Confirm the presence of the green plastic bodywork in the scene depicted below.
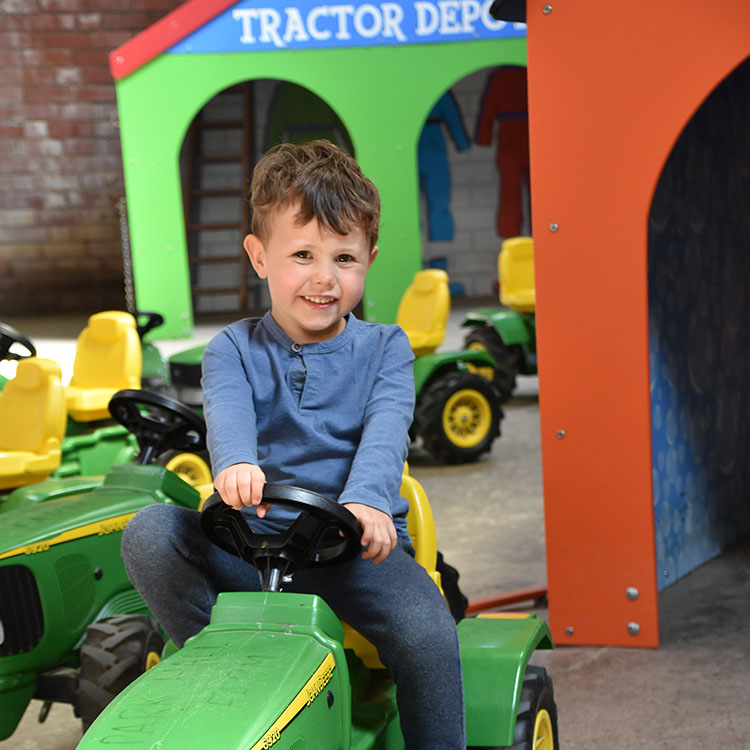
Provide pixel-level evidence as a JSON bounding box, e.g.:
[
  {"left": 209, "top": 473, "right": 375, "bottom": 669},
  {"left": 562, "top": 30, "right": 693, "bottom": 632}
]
[
  {"left": 79, "top": 592, "right": 354, "bottom": 750},
  {"left": 412, "top": 348, "right": 499, "bottom": 395},
  {"left": 461, "top": 308, "right": 538, "bottom": 375},
  {"left": 55, "top": 421, "right": 138, "bottom": 478},
  {"left": 460, "top": 614, "right": 553, "bottom": 746},
  {"left": 0, "top": 464, "right": 201, "bottom": 740},
  {"left": 79, "top": 592, "right": 553, "bottom": 750}
]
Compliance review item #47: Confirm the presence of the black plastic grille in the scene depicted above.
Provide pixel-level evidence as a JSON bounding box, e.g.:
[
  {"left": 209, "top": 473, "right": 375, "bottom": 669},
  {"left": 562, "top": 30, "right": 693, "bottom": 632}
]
[{"left": 0, "top": 564, "right": 44, "bottom": 657}]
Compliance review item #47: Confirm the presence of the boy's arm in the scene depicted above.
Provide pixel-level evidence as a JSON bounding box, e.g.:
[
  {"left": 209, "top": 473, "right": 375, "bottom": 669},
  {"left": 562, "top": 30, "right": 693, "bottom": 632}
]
[
  {"left": 202, "top": 330, "right": 266, "bottom": 509},
  {"left": 339, "top": 327, "right": 415, "bottom": 524}
]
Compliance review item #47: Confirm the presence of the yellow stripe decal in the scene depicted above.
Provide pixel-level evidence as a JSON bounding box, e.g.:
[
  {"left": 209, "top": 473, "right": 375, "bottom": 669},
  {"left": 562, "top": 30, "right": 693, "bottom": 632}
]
[
  {"left": 0, "top": 512, "right": 137, "bottom": 560},
  {"left": 249, "top": 652, "right": 336, "bottom": 750}
]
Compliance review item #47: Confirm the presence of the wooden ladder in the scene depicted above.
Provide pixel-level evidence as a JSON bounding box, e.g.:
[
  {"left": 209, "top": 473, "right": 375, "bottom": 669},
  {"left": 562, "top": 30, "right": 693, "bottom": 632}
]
[{"left": 182, "top": 81, "right": 260, "bottom": 314}]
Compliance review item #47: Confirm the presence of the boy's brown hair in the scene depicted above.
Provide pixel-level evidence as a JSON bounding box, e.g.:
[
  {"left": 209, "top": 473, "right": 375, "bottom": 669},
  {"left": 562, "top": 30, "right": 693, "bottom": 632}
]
[{"left": 249, "top": 140, "right": 380, "bottom": 249}]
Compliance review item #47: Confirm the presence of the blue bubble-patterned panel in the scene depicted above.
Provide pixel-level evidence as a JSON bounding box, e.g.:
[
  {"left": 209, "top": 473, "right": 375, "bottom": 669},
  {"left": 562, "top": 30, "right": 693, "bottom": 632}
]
[{"left": 648, "top": 58, "right": 750, "bottom": 591}]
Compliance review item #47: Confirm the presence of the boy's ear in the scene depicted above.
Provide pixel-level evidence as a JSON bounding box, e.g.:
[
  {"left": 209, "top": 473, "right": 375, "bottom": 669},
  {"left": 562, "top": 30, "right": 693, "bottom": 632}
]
[
  {"left": 244, "top": 234, "right": 267, "bottom": 279},
  {"left": 368, "top": 245, "right": 379, "bottom": 267}
]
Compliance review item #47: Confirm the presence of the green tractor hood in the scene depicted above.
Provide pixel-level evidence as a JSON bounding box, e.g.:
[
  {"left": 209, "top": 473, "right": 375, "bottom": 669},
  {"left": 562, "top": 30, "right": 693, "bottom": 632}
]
[
  {"left": 0, "top": 466, "right": 198, "bottom": 555},
  {"left": 80, "top": 592, "right": 352, "bottom": 750}
]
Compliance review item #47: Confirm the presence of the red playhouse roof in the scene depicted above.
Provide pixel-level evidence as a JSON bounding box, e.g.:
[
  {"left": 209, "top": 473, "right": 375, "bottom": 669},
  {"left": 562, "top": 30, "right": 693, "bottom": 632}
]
[{"left": 109, "top": 0, "right": 238, "bottom": 80}]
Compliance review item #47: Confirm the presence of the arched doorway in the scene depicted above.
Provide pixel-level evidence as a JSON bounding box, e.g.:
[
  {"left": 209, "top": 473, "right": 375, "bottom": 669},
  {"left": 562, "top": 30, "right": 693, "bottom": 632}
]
[
  {"left": 179, "top": 79, "right": 353, "bottom": 316},
  {"left": 648, "top": 56, "right": 750, "bottom": 590}
]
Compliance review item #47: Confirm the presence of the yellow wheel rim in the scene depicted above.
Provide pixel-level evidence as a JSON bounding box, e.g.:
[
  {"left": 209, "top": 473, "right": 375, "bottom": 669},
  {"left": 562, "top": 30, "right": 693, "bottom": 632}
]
[
  {"left": 532, "top": 708, "right": 554, "bottom": 750},
  {"left": 465, "top": 341, "right": 496, "bottom": 381},
  {"left": 145, "top": 650, "right": 161, "bottom": 671},
  {"left": 441, "top": 388, "right": 492, "bottom": 448},
  {"left": 165, "top": 453, "right": 212, "bottom": 489}
]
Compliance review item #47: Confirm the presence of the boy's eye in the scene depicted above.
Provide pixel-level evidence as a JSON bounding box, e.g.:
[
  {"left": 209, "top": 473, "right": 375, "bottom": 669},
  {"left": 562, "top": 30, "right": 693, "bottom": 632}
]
[
  {"left": 336, "top": 254, "right": 355, "bottom": 263},
  {"left": 294, "top": 250, "right": 312, "bottom": 259}
]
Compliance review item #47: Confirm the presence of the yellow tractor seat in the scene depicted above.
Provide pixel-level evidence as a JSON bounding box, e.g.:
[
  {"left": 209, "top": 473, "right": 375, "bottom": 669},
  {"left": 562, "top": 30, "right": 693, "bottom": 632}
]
[
  {"left": 396, "top": 269, "right": 450, "bottom": 356},
  {"left": 0, "top": 358, "right": 67, "bottom": 490},
  {"left": 499, "top": 236, "right": 535, "bottom": 313},
  {"left": 66, "top": 311, "right": 142, "bottom": 422},
  {"left": 342, "top": 472, "right": 444, "bottom": 669}
]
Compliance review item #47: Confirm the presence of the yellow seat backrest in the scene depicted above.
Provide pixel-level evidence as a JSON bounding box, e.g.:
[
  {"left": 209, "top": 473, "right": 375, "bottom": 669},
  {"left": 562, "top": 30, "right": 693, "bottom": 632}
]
[
  {"left": 499, "top": 236, "right": 535, "bottom": 313},
  {"left": 342, "top": 471, "right": 444, "bottom": 669},
  {"left": 66, "top": 311, "right": 142, "bottom": 421},
  {"left": 396, "top": 269, "right": 450, "bottom": 356},
  {"left": 0, "top": 358, "right": 67, "bottom": 489}
]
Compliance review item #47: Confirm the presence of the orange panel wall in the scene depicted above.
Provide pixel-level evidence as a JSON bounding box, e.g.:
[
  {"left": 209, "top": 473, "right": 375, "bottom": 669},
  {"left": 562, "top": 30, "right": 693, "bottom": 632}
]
[{"left": 526, "top": 1, "right": 750, "bottom": 646}]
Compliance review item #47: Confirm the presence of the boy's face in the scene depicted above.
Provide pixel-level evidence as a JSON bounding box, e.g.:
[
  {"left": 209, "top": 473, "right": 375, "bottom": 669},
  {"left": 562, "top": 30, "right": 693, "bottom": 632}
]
[{"left": 244, "top": 201, "right": 378, "bottom": 344}]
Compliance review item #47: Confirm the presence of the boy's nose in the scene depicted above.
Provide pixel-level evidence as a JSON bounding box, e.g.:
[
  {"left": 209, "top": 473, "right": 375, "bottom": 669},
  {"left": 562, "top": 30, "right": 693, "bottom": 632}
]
[{"left": 312, "top": 263, "right": 335, "bottom": 286}]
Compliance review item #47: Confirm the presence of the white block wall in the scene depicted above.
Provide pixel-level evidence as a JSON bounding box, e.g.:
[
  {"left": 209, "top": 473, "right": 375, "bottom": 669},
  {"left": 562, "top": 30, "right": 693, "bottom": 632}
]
[{"left": 419, "top": 68, "right": 531, "bottom": 298}]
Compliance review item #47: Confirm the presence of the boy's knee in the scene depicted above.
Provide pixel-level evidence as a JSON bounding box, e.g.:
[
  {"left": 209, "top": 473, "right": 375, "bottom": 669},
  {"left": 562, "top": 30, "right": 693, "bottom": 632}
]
[{"left": 121, "top": 504, "right": 176, "bottom": 560}]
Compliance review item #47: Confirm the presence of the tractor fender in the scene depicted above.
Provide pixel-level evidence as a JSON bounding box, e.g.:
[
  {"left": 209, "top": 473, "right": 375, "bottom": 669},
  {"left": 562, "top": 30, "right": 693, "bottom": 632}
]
[
  {"left": 413, "top": 350, "right": 498, "bottom": 394},
  {"left": 459, "top": 613, "right": 553, "bottom": 747},
  {"left": 78, "top": 592, "right": 353, "bottom": 750},
  {"left": 461, "top": 308, "right": 534, "bottom": 347},
  {"left": 0, "top": 672, "right": 35, "bottom": 741}
]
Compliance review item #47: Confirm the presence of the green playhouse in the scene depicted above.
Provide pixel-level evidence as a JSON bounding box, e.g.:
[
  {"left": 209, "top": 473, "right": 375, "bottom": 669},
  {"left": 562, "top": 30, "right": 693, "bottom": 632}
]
[{"left": 109, "top": 0, "right": 526, "bottom": 337}]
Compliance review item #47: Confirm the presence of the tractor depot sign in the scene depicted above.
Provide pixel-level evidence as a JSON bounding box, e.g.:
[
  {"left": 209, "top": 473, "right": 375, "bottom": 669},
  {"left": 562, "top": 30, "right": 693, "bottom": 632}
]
[{"left": 168, "top": 0, "right": 526, "bottom": 53}]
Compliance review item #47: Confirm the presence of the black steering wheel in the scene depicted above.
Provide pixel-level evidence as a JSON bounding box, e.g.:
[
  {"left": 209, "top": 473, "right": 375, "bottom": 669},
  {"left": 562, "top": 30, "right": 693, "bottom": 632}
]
[
  {"left": 200, "top": 485, "right": 363, "bottom": 591},
  {"left": 135, "top": 311, "right": 164, "bottom": 340},
  {"left": 108, "top": 389, "right": 206, "bottom": 465},
  {"left": 0, "top": 322, "right": 36, "bottom": 362}
]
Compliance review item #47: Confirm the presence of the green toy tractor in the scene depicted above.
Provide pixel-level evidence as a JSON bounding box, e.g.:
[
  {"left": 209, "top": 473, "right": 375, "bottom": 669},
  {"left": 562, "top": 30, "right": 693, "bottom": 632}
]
[
  {"left": 0, "top": 390, "right": 208, "bottom": 740},
  {"left": 461, "top": 237, "right": 538, "bottom": 403},
  {"left": 77, "top": 484, "right": 558, "bottom": 750}
]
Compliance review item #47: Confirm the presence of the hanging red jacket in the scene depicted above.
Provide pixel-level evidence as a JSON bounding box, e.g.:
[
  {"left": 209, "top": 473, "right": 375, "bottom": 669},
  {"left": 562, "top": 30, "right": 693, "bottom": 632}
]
[{"left": 476, "top": 66, "right": 530, "bottom": 238}]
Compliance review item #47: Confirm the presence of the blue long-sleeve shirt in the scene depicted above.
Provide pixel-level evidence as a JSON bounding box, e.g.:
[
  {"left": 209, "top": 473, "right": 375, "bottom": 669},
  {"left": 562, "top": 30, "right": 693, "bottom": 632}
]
[{"left": 201, "top": 311, "right": 415, "bottom": 539}]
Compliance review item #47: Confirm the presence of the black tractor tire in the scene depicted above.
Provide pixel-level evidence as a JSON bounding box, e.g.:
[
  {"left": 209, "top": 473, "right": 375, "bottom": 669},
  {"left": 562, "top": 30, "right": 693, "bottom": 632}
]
[
  {"left": 463, "top": 327, "right": 523, "bottom": 403},
  {"left": 78, "top": 614, "right": 164, "bottom": 731},
  {"left": 510, "top": 664, "right": 559, "bottom": 750},
  {"left": 415, "top": 371, "right": 502, "bottom": 464}
]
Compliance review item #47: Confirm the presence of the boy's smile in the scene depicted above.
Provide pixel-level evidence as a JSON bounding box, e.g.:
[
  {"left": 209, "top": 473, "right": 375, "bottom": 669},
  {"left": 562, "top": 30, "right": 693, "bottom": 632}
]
[{"left": 244, "top": 202, "right": 378, "bottom": 344}]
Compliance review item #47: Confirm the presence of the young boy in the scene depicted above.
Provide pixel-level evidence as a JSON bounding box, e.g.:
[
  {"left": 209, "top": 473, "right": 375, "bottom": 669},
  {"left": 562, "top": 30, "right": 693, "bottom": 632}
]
[{"left": 121, "top": 140, "right": 464, "bottom": 749}]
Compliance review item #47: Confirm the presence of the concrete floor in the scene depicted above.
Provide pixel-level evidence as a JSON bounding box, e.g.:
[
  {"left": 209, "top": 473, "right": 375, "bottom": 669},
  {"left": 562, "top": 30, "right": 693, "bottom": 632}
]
[{"left": 2, "top": 308, "right": 749, "bottom": 748}]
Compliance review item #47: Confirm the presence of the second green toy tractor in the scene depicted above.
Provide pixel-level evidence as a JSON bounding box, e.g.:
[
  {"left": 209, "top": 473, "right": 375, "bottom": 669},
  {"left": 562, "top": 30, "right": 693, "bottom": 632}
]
[{"left": 461, "top": 237, "right": 538, "bottom": 402}]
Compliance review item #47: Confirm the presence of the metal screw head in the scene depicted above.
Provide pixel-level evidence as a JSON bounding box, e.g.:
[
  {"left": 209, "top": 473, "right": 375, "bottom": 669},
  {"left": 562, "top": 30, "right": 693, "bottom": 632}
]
[
  {"left": 565, "top": 626, "right": 574, "bottom": 636},
  {"left": 549, "top": 222, "right": 559, "bottom": 232},
  {"left": 556, "top": 429, "right": 566, "bottom": 439},
  {"left": 626, "top": 587, "right": 639, "bottom": 601},
  {"left": 627, "top": 621, "right": 641, "bottom": 635},
  {"left": 542, "top": 3, "right": 552, "bottom": 13}
]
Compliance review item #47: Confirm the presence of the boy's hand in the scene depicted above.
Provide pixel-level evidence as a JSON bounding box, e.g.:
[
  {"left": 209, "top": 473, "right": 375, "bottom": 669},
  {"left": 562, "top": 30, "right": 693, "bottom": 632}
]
[
  {"left": 342, "top": 503, "right": 397, "bottom": 564},
  {"left": 214, "top": 463, "right": 269, "bottom": 517}
]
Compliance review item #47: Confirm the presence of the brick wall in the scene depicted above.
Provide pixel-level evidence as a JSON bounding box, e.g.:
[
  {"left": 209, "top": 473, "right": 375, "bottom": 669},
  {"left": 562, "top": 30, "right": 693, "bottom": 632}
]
[{"left": 0, "top": 0, "right": 182, "bottom": 316}]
